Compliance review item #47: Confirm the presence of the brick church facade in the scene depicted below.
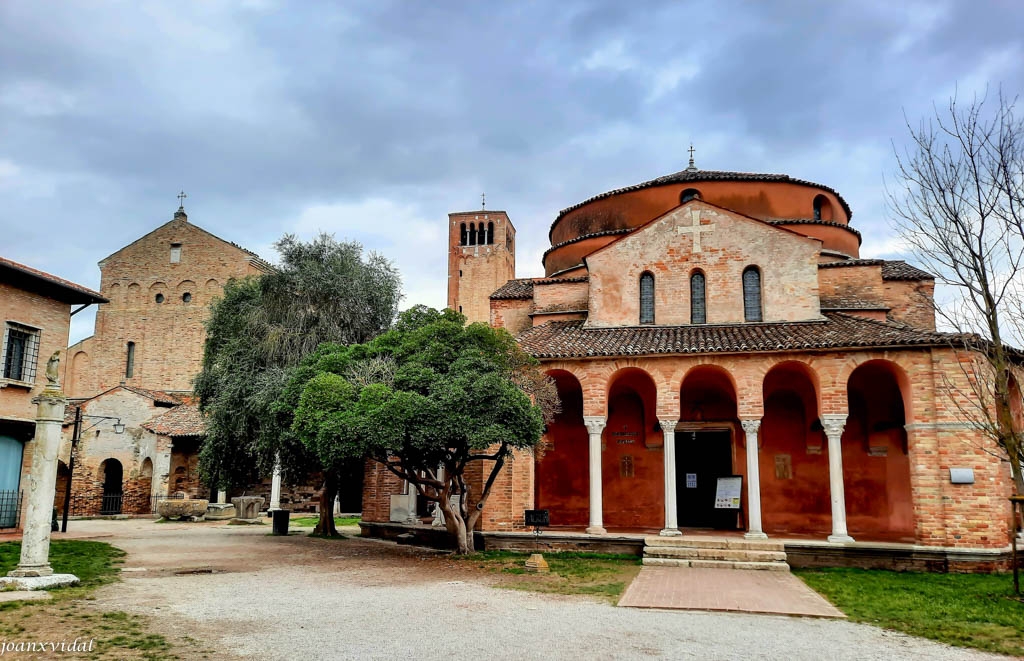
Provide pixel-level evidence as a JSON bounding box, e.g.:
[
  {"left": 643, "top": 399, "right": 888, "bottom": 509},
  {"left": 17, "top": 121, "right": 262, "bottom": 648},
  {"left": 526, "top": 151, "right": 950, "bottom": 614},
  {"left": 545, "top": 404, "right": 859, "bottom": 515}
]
[{"left": 363, "top": 163, "right": 1020, "bottom": 561}]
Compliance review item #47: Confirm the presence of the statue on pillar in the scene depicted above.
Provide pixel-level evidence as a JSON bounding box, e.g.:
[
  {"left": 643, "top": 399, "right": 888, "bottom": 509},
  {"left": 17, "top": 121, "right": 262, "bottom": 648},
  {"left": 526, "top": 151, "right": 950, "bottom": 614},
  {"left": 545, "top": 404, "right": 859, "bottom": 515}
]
[{"left": 45, "top": 351, "right": 61, "bottom": 388}]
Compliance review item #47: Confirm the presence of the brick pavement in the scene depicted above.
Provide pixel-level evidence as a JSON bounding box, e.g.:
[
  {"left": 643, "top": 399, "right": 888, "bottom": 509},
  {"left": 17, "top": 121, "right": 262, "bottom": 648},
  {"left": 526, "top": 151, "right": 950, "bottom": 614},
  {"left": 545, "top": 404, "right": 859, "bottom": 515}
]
[{"left": 618, "top": 566, "right": 845, "bottom": 618}]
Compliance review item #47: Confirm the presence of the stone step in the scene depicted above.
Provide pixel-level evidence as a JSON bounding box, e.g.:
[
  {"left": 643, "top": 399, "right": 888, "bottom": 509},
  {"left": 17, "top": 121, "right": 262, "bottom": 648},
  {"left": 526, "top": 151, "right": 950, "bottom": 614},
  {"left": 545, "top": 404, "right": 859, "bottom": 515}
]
[
  {"left": 643, "top": 536, "right": 784, "bottom": 552},
  {"left": 642, "top": 557, "right": 790, "bottom": 571},
  {"left": 643, "top": 547, "right": 788, "bottom": 563}
]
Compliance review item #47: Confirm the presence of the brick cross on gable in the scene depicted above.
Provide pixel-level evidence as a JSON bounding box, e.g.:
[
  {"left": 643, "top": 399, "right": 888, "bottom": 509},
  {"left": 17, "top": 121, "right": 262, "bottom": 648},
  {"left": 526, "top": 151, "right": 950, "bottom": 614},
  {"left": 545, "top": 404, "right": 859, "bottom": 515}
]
[{"left": 676, "top": 208, "right": 716, "bottom": 253}]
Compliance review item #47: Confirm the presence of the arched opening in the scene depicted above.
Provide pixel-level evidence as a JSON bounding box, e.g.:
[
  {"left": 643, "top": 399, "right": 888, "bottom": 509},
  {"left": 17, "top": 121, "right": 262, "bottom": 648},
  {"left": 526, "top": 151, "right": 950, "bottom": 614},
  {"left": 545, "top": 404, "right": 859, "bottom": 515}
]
[
  {"left": 681, "top": 188, "right": 701, "bottom": 203},
  {"left": 678, "top": 365, "right": 739, "bottom": 529},
  {"left": 742, "top": 266, "right": 762, "bottom": 322},
  {"left": 813, "top": 194, "right": 833, "bottom": 221},
  {"left": 639, "top": 272, "right": 655, "bottom": 324},
  {"left": 487, "top": 221, "right": 495, "bottom": 245},
  {"left": 603, "top": 368, "right": 662, "bottom": 529},
  {"left": 99, "top": 459, "right": 124, "bottom": 515},
  {"left": 125, "top": 342, "right": 135, "bottom": 379},
  {"left": 690, "top": 270, "right": 706, "bottom": 324},
  {"left": 535, "top": 370, "right": 589, "bottom": 527},
  {"left": 460, "top": 222, "right": 468, "bottom": 246},
  {"left": 760, "top": 362, "right": 830, "bottom": 535},
  {"left": 469, "top": 223, "right": 477, "bottom": 245},
  {"left": 54, "top": 460, "right": 70, "bottom": 516},
  {"left": 843, "top": 360, "right": 914, "bottom": 541}
]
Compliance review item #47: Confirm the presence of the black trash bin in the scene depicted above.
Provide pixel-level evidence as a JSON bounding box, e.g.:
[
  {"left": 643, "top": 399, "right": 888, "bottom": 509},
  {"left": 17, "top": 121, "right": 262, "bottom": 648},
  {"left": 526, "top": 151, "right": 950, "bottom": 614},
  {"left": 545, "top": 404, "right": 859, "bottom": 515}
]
[
  {"left": 271, "top": 509, "right": 289, "bottom": 536},
  {"left": 51, "top": 507, "right": 59, "bottom": 532}
]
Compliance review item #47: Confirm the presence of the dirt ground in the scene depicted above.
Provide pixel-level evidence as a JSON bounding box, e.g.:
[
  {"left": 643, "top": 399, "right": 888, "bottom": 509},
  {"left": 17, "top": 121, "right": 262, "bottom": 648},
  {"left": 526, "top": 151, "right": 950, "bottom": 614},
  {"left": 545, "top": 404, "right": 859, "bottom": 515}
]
[{"left": 38, "top": 519, "right": 1004, "bottom": 661}]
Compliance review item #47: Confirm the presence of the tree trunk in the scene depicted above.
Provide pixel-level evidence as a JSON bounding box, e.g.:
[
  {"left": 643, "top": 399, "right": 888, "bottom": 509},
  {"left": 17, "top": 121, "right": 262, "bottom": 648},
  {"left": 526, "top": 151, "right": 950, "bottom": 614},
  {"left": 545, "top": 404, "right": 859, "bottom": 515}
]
[
  {"left": 439, "top": 497, "right": 471, "bottom": 554},
  {"left": 313, "top": 471, "right": 339, "bottom": 537}
]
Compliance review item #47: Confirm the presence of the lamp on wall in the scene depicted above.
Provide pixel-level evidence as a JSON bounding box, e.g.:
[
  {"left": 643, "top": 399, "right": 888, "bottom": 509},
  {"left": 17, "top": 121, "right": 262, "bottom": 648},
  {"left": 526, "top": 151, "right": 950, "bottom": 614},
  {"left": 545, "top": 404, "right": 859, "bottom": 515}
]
[
  {"left": 113, "top": 422, "right": 126, "bottom": 434},
  {"left": 61, "top": 410, "right": 127, "bottom": 533}
]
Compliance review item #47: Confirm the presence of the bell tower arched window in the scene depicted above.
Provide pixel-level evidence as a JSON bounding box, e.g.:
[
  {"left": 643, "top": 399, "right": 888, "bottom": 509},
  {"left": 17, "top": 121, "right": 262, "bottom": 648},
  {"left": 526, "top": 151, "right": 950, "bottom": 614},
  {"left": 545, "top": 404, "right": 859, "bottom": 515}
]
[
  {"left": 460, "top": 223, "right": 468, "bottom": 246},
  {"left": 690, "top": 271, "right": 706, "bottom": 324},
  {"left": 469, "top": 223, "right": 477, "bottom": 245},
  {"left": 488, "top": 222, "right": 495, "bottom": 245},
  {"left": 639, "top": 272, "right": 655, "bottom": 324},
  {"left": 742, "top": 267, "right": 762, "bottom": 322}
]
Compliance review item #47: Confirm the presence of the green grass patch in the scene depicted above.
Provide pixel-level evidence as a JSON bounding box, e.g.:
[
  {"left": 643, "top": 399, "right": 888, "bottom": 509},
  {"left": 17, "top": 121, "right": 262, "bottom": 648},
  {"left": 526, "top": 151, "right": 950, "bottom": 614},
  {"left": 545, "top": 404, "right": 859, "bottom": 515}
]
[
  {"left": 289, "top": 515, "right": 361, "bottom": 528},
  {"left": 461, "top": 550, "right": 642, "bottom": 602},
  {"left": 796, "top": 568, "right": 1024, "bottom": 657},
  {"left": 0, "top": 540, "right": 125, "bottom": 595}
]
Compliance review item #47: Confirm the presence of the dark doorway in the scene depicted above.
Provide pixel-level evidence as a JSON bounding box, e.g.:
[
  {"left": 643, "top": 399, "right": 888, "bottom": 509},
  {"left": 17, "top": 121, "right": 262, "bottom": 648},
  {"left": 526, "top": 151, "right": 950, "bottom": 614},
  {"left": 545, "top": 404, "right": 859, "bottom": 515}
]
[
  {"left": 100, "top": 459, "right": 124, "bottom": 515},
  {"left": 676, "top": 430, "right": 735, "bottom": 529}
]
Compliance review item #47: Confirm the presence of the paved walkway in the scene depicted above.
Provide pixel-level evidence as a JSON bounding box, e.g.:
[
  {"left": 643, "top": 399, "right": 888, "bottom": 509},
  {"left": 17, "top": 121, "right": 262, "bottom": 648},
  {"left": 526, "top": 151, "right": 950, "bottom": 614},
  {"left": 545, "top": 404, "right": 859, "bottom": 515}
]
[{"left": 619, "top": 566, "right": 845, "bottom": 618}]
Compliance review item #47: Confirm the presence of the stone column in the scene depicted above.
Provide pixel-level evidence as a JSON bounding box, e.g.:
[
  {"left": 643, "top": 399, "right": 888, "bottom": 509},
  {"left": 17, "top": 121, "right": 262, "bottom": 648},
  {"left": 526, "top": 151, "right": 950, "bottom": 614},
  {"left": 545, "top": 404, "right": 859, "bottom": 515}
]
[
  {"left": 659, "top": 419, "right": 681, "bottom": 536},
  {"left": 741, "top": 419, "right": 767, "bottom": 540},
  {"left": 822, "top": 414, "right": 854, "bottom": 543},
  {"left": 217, "top": 489, "right": 227, "bottom": 504},
  {"left": 269, "top": 453, "right": 282, "bottom": 511},
  {"left": 583, "top": 416, "right": 607, "bottom": 535},
  {"left": 8, "top": 388, "right": 68, "bottom": 578}
]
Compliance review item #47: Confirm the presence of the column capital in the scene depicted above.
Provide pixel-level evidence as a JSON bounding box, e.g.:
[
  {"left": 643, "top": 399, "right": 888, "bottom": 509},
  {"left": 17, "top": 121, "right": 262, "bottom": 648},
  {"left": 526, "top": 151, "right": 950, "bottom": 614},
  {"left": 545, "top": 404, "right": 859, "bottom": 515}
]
[
  {"left": 659, "top": 419, "right": 678, "bottom": 432},
  {"left": 739, "top": 418, "right": 761, "bottom": 434},
  {"left": 582, "top": 416, "right": 606, "bottom": 435},
  {"left": 820, "top": 413, "right": 847, "bottom": 438}
]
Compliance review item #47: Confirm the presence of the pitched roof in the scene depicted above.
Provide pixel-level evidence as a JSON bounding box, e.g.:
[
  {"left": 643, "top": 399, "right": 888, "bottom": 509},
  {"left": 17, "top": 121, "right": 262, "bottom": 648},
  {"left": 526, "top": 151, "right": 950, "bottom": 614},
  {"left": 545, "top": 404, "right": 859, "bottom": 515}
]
[
  {"left": 818, "top": 259, "right": 934, "bottom": 281},
  {"left": 141, "top": 403, "right": 206, "bottom": 437},
  {"left": 64, "top": 385, "right": 182, "bottom": 422},
  {"left": 0, "top": 256, "right": 107, "bottom": 304},
  {"left": 551, "top": 169, "right": 854, "bottom": 239},
  {"left": 516, "top": 312, "right": 953, "bottom": 359},
  {"left": 819, "top": 296, "right": 888, "bottom": 310},
  {"left": 490, "top": 276, "right": 590, "bottom": 301}
]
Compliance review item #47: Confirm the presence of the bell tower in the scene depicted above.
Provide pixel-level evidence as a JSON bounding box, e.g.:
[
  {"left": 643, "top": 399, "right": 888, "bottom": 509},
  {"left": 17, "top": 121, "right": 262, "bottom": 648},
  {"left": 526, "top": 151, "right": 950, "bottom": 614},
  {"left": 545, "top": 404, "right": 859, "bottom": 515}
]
[{"left": 447, "top": 206, "right": 516, "bottom": 325}]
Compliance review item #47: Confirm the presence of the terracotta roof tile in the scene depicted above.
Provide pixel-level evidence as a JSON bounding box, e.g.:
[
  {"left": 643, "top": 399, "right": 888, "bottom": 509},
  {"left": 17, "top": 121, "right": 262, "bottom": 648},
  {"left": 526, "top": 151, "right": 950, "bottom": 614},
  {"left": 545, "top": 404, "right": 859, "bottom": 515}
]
[
  {"left": 490, "top": 276, "right": 589, "bottom": 300},
  {"left": 0, "top": 256, "right": 106, "bottom": 303},
  {"left": 819, "top": 296, "right": 888, "bottom": 310},
  {"left": 817, "top": 259, "right": 934, "bottom": 281},
  {"left": 142, "top": 404, "right": 206, "bottom": 437},
  {"left": 516, "top": 312, "right": 952, "bottom": 359}
]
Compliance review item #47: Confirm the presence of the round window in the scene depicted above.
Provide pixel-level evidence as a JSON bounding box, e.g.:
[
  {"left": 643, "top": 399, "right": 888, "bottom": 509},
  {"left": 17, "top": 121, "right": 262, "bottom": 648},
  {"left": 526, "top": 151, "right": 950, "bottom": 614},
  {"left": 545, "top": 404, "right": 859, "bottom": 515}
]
[
  {"left": 155, "top": 293, "right": 165, "bottom": 304},
  {"left": 182, "top": 292, "right": 192, "bottom": 303}
]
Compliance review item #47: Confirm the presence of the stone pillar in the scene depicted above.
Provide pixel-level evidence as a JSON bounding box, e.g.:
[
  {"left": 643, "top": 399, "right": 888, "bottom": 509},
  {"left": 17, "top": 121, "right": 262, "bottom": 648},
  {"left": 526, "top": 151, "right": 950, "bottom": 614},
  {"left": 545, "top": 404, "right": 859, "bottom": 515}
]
[
  {"left": 741, "top": 419, "right": 767, "bottom": 540},
  {"left": 822, "top": 414, "right": 854, "bottom": 543},
  {"left": 659, "top": 419, "right": 681, "bottom": 536},
  {"left": 217, "top": 489, "right": 227, "bottom": 504},
  {"left": 583, "top": 416, "right": 607, "bottom": 535},
  {"left": 269, "top": 454, "right": 282, "bottom": 511},
  {"left": 8, "top": 389, "right": 67, "bottom": 578}
]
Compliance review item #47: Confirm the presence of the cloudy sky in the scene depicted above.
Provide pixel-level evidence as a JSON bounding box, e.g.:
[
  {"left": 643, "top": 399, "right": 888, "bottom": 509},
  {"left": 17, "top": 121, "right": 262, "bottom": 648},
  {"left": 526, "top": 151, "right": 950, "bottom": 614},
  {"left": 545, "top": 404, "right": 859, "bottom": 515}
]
[{"left": 2, "top": 0, "right": 1023, "bottom": 343}]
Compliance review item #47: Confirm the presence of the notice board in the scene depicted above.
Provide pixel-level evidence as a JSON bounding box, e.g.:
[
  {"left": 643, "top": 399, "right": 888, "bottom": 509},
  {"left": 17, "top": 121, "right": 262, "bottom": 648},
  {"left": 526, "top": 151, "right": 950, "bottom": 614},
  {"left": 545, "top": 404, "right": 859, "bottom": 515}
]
[{"left": 714, "top": 476, "right": 743, "bottom": 509}]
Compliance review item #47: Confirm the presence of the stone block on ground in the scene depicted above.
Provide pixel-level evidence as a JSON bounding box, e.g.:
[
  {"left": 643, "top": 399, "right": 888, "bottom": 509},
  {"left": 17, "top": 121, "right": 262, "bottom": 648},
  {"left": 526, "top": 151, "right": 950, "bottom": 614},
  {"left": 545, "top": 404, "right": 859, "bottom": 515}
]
[
  {"left": 206, "top": 503, "right": 237, "bottom": 520},
  {"left": 231, "top": 496, "right": 264, "bottom": 520},
  {"left": 0, "top": 574, "right": 80, "bottom": 591},
  {"left": 156, "top": 498, "right": 209, "bottom": 520}
]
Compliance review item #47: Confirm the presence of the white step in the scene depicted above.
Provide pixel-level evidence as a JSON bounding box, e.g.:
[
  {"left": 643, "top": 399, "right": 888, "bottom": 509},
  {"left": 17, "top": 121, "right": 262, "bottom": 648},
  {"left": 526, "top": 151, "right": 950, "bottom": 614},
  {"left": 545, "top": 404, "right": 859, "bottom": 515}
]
[
  {"left": 642, "top": 557, "right": 790, "bottom": 571},
  {"left": 644, "top": 547, "right": 788, "bottom": 563}
]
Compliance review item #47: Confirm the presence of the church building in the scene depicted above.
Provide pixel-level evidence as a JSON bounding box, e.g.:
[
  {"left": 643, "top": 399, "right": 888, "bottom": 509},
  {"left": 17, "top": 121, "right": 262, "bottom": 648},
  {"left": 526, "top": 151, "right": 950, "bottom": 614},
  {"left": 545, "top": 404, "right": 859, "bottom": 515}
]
[{"left": 363, "top": 160, "right": 1020, "bottom": 568}]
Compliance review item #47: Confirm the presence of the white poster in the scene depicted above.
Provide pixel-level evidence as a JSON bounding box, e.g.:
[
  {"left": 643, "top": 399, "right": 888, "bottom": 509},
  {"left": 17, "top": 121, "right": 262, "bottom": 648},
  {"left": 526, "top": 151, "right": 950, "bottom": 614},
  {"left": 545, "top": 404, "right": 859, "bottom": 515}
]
[
  {"left": 685, "top": 473, "right": 697, "bottom": 489},
  {"left": 714, "top": 476, "right": 743, "bottom": 509}
]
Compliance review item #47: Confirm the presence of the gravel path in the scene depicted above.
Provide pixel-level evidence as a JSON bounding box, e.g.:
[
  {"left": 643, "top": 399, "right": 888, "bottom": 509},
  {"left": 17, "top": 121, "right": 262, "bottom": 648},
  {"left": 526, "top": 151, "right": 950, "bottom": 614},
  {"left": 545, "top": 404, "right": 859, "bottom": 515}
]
[{"left": 72, "top": 520, "right": 1003, "bottom": 661}]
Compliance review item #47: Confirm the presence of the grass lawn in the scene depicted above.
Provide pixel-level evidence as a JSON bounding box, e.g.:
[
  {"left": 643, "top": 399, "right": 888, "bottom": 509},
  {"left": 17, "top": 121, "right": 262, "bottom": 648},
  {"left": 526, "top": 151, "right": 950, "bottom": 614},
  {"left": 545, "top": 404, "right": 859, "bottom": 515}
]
[
  {"left": 289, "top": 515, "right": 361, "bottom": 528},
  {"left": 460, "top": 550, "right": 642, "bottom": 603},
  {"left": 796, "top": 568, "right": 1024, "bottom": 657},
  {"left": 0, "top": 540, "right": 213, "bottom": 660}
]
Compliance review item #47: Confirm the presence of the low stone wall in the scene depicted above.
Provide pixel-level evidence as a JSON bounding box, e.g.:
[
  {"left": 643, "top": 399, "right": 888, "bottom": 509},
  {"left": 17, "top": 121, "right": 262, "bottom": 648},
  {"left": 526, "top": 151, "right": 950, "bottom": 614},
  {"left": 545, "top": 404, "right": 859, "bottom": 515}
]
[{"left": 783, "top": 542, "right": 1012, "bottom": 573}]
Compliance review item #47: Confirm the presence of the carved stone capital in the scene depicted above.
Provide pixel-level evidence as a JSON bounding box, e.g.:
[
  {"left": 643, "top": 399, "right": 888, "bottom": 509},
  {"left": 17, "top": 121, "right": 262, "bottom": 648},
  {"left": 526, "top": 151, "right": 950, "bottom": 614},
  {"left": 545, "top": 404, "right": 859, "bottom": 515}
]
[
  {"left": 659, "top": 420, "right": 678, "bottom": 435},
  {"left": 739, "top": 418, "right": 761, "bottom": 435},
  {"left": 821, "top": 414, "right": 847, "bottom": 439},
  {"left": 582, "top": 416, "right": 607, "bottom": 435}
]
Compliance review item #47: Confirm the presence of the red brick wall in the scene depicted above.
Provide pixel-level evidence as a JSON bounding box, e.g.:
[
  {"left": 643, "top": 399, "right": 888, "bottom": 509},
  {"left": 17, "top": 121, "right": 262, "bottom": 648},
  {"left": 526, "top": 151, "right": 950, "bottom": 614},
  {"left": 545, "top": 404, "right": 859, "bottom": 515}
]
[
  {"left": 490, "top": 298, "right": 532, "bottom": 336},
  {"left": 66, "top": 214, "right": 269, "bottom": 397},
  {"left": 447, "top": 211, "right": 516, "bottom": 324}
]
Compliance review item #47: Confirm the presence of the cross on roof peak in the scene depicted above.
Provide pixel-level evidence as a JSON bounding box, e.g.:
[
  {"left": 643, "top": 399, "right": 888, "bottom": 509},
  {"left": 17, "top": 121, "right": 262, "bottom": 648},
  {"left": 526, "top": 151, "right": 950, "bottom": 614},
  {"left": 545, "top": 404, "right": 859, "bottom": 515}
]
[{"left": 686, "top": 144, "right": 697, "bottom": 172}]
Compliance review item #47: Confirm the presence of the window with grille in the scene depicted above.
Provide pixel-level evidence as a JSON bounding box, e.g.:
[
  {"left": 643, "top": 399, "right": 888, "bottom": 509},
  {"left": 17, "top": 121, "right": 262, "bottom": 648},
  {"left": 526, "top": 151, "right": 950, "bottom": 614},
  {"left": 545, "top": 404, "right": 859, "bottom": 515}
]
[
  {"left": 743, "top": 267, "right": 762, "bottom": 322},
  {"left": 2, "top": 322, "right": 41, "bottom": 383},
  {"left": 639, "top": 272, "right": 655, "bottom": 324},
  {"left": 690, "top": 271, "right": 706, "bottom": 324}
]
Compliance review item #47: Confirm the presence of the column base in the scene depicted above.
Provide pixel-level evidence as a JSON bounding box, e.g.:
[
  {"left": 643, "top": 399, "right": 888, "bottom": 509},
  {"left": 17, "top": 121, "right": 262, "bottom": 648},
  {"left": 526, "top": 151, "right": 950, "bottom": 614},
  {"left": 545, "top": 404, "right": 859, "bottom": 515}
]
[
  {"left": 0, "top": 573, "right": 79, "bottom": 590},
  {"left": 659, "top": 528, "right": 682, "bottom": 537},
  {"left": 585, "top": 525, "right": 607, "bottom": 535},
  {"left": 7, "top": 565, "right": 53, "bottom": 578},
  {"left": 827, "top": 534, "right": 855, "bottom": 544},
  {"left": 743, "top": 531, "right": 768, "bottom": 540}
]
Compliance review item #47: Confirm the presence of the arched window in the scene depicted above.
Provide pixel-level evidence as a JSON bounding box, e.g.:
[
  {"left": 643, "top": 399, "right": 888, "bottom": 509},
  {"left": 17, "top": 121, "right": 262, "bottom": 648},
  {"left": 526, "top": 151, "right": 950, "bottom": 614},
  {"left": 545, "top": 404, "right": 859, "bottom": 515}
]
[
  {"left": 125, "top": 342, "right": 135, "bottom": 379},
  {"left": 460, "top": 223, "right": 467, "bottom": 245},
  {"left": 469, "top": 223, "right": 477, "bottom": 245},
  {"left": 479, "top": 223, "right": 488, "bottom": 245},
  {"left": 742, "top": 267, "right": 762, "bottom": 322},
  {"left": 488, "top": 222, "right": 494, "bottom": 245},
  {"left": 639, "top": 272, "right": 655, "bottom": 324},
  {"left": 813, "top": 194, "right": 832, "bottom": 221},
  {"left": 681, "top": 188, "right": 701, "bottom": 203},
  {"left": 690, "top": 271, "right": 706, "bottom": 324}
]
